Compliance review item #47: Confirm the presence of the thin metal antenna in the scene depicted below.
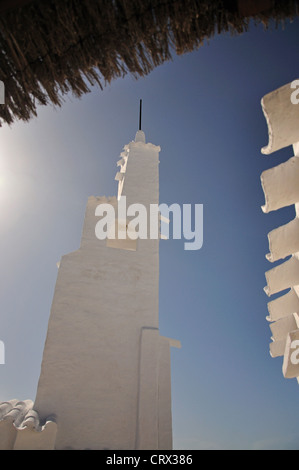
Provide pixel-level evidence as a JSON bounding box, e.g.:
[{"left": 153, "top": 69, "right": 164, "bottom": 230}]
[{"left": 139, "top": 99, "right": 142, "bottom": 131}]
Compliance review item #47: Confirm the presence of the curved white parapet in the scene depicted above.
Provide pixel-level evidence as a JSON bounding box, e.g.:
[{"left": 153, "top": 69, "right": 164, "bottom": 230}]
[
  {"left": 0, "top": 399, "right": 57, "bottom": 450},
  {"left": 261, "top": 156, "right": 299, "bottom": 213},
  {"left": 266, "top": 218, "right": 299, "bottom": 263},
  {"left": 269, "top": 313, "right": 299, "bottom": 342},
  {"left": 267, "top": 288, "right": 299, "bottom": 322},
  {"left": 270, "top": 339, "right": 286, "bottom": 358},
  {"left": 261, "top": 80, "right": 299, "bottom": 155},
  {"left": 260, "top": 80, "right": 299, "bottom": 382},
  {"left": 264, "top": 256, "right": 299, "bottom": 297}
]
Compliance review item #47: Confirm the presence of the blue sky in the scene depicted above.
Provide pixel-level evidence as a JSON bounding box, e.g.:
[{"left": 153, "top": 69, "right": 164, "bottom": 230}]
[{"left": 1, "top": 18, "right": 299, "bottom": 450}]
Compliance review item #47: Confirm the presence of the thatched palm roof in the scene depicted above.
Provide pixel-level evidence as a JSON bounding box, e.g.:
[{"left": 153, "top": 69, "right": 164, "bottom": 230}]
[{"left": 0, "top": 0, "right": 298, "bottom": 125}]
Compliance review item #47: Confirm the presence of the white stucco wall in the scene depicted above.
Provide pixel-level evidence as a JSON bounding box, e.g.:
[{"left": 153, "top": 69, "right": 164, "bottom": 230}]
[{"left": 29, "top": 131, "right": 180, "bottom": 450}]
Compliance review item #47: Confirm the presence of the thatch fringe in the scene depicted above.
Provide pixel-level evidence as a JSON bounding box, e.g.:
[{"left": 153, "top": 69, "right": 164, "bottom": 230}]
[{"left": 0, "top": 0, "right": 298, "bottom": 125}]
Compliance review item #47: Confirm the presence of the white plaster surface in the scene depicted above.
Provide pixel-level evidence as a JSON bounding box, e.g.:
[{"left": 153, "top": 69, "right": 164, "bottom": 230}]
[
  {"left": 270, "top": 339, "right": 286, "bottom": 358},
  {"left": 266, "top": 218, "right": 299, "bottom": 262},
  {"left": 261, "top": 156, "right": 299, "bottom": 213},
  {"left": 267, "top": 288, "right": 299, "bottom": 322},
  {"left": 264, "top": 257, "right": 299, "bottom": 297},
  {"left": 270, "top": 313, "right": 299, "bottom": 342},
  {"left": 261, "top": 80, "right": 299, "bottom": 154}
]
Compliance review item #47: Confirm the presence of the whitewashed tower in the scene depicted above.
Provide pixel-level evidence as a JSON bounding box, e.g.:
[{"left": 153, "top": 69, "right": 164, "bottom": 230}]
[{"left": 11, "top": 117, "right": 180, "bottom": 450}]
